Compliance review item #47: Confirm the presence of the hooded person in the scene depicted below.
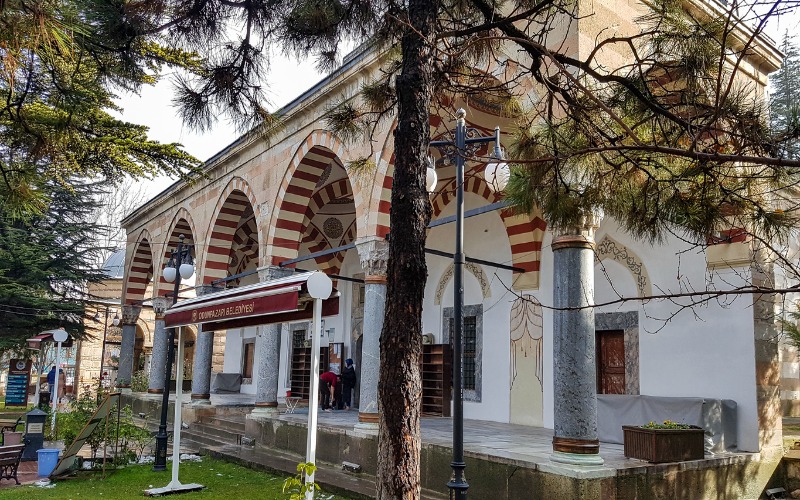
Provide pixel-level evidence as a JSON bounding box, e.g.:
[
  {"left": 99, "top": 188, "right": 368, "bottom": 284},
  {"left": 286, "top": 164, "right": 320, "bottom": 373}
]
[{"left": 341, "top": 358, "right": 357, "bottom": 410}]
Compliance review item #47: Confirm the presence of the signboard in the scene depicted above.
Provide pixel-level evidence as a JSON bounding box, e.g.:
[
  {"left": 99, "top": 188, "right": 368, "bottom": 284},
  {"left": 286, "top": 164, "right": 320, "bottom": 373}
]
[
  {"left": 51, "top": 392, "right": 121, "bottom": 478},
  {"left": 4, "top": 359, "right": 31, "bottom": 407}
]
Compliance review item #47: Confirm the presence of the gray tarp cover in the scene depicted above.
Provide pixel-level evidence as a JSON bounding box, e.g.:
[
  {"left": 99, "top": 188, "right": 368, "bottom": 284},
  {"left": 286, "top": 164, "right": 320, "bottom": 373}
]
[
  {"left": 211, "top": 373, "right": 242, "bottom": 393},
  {"left": 597, "top": 394, "right": 737, "bottom": 452}
]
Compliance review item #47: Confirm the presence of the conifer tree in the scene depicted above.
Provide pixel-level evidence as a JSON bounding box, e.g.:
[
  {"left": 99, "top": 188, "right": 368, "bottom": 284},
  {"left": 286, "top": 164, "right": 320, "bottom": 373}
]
[{"left": 770, "top": 31, "right": 800, "bottom": 159}]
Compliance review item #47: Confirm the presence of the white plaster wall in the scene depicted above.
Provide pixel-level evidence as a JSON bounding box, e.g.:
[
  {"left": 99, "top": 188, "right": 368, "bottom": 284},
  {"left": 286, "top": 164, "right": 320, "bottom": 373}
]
[
  {"left": 424, "top": 192, "right": 515, "bottom": 423},
  {"left": 223, "top": 329, "right": 242, "bottom": 374},
  {"left": 591, "top": 222, "right": 759, "bottom": 451},
  {"left": 223, "top": 326, "right": 258, "bottom": 394}
]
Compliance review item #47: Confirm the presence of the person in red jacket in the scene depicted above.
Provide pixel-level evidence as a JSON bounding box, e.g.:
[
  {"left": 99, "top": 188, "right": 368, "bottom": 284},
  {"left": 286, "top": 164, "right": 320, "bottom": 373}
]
[{"left": 319, "top": 370, "right": 337, "bottom": 412}]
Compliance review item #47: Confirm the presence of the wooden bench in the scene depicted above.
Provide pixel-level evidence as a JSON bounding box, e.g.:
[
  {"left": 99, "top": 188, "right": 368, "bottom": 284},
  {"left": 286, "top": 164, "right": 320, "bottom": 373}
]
[
  {"left": 0, "top": 444, "right": 25, "bottom": 484},
  {"left": 0, "top": 417, "right": 22, "bottom": 445}
]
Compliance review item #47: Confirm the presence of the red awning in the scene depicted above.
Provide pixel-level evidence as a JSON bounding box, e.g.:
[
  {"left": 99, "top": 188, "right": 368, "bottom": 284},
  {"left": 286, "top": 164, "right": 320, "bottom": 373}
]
[{"left": 164, "top": 272, "right": 339, "bottom": 331}]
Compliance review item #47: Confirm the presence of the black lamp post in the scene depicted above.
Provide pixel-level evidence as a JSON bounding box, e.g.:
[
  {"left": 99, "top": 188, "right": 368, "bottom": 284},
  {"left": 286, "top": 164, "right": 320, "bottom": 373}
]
[
  {"left": 153, "top": 234, "right": 194, "bottom": 472},
  {"left": 429, "top": 108, "right": 508, "bottom": 500},
  {"left": 93, "top": 306, "right": 120, "bottom": 403}
]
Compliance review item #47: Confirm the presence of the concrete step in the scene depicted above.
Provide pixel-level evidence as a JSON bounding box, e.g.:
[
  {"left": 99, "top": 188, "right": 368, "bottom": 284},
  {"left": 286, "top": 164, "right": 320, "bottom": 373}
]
[
  {"left": 186, "top": 422, "right": 243, "bottom": 443},
  {"left": 200, "top": 415, "right": 246, "bottom": 433},
  {"left": 200, "top": 443, "right": 448, "bottom": 500},
  {"left": 181, "top": 429, "right": 230, "bottom": 449}
]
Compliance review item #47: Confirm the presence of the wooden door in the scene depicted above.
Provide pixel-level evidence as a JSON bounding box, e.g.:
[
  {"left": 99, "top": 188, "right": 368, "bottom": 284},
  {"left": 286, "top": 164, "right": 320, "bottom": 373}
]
[{"left": 596, "top": 330, "right": 625, "bottom": 394}]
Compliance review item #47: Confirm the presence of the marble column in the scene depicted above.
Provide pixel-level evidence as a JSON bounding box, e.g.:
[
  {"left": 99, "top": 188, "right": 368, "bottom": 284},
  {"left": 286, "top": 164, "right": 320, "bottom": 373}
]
[
  {"left": 191, "top": 330, "right": 215, "bottom": 404},
  {"left": 148, "top": 298, "right": 169, "bottom": 394},
  {"left": 118, "top": 305, "right": 141, "bottom": 389},
  {"left": 355, "top": 237, "right": 388, "bottom": 429},
  {"left": 551, "top": 212, "right": 604, "bottom": 465},
  {"left": 250, "top": 266, "right": 291, "bottom": 419},
  {"left": 191, "top": 286, "right": 218, "bottom": 404}
]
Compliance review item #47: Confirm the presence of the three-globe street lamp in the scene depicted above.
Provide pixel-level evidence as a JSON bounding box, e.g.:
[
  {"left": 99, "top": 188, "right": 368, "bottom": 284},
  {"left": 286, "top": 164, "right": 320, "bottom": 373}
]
[
  {"left": 93, "top": 306, "right": 120, "bottom": 403},
  {"left": 429, "top": 108, "right": 509, "bottom": 500},
  {"left": 153, "top": 234, "right": 195, "bottom": 472}
]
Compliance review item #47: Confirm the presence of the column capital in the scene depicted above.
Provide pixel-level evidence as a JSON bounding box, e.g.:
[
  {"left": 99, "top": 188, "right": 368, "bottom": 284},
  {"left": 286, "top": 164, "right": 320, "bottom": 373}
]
[
  {"left": 356, "top": 236, "right": 388, "bottom": 278},
  {"left": 551, "top": 209, "right": 603, "bottom": 250},
  {"left": 258, "top": 265, "right": 294, "bottom": 282},
  {"left": 151, "top": 298, "right": 169, "bottom": 319},
  {"left": 121, "top": 305, "right": 142, "bottom": 325}
]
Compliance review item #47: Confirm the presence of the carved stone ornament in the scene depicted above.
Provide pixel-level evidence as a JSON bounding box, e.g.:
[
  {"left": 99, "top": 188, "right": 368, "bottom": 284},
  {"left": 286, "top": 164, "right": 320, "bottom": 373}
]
[
  {"left": 553, "top": 208, "right": 604, "bottom": 240},
  {"left": 151, "top": 298, "right": 169, "bottom": 319},
  {"left": 356, "top": 237, "right": 388, "bottom": 277},
  {"left": 122, "top": 305, "right": 142, "bottom": 325},
  {"left": 258, "top": 265, "right": 293, "bottom": 282}
]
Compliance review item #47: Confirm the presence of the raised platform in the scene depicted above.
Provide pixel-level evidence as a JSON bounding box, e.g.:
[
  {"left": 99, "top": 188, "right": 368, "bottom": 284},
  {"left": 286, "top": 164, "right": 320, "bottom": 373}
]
[{"left": 121, "top": 392, "right": 784, "bottom": 499}]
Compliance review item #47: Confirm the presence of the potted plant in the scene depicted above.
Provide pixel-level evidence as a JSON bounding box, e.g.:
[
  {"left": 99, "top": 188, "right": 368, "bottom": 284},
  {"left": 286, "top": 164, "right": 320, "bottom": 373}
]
[{"left": 622, "top": 420, "right": 704, "bottom": 463}]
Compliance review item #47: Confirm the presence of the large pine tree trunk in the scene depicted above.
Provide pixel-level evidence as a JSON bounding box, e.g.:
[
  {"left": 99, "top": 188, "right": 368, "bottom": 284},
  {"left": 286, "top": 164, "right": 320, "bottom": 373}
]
[{"left": 376, "top": 1, "right": 437, "bottom": 498}]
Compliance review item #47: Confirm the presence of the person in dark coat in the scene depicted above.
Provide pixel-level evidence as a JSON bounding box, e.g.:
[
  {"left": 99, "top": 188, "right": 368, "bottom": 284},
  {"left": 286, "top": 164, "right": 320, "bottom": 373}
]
[{"left": 341, "top": 358, "right": 357, "bottom": 411}]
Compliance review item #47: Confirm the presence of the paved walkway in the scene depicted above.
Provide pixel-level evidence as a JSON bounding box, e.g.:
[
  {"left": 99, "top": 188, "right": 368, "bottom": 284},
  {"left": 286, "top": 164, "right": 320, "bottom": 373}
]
[
  {"left": 134, "top": 391, "right": 753, "bottom": 475},
  {"left": 0, "top": 461, "right": 37, "bottom": 489}
]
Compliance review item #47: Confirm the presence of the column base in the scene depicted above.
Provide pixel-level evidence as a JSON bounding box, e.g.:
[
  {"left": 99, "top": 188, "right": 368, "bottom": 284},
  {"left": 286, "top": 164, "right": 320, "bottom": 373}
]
[
  {"left": 147, "top": 388, "right": 164, "bottom": 394},
  {"left": 249, "top": 404, "right": 279, "bottom": 420},
  {"left": 550, "top": 450, "right": 605, "bottom": 466},
  {"left": 552, "top": 436, "right": 600, "bottom": 454},
  {"left": 190, "top": 395, "right": 211, "bottom": 406},
  {"left": 358, "top": 411, "right": 379, "bottom": 424}
]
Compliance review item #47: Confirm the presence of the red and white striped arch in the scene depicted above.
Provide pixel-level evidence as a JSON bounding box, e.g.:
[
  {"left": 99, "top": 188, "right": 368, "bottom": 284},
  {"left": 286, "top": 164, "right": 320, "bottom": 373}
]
[
  {"left": 124, "top": 230, "right": 154, "bottom": 305},
  {"left": 430, "top": 173, "right": 547, "bottom": 290},
  {"left": 203, "top": 177, "right": 259, "bottom": 285},
  {"left": 156, "top": 208, "right": 197, "bottom": 297},
  {"left": 268, "top": 130, "right": 346, "bottom": 266}
]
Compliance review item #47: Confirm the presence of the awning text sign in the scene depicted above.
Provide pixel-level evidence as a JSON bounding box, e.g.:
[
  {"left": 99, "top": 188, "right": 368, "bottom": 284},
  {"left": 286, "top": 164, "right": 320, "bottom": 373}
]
[{"left": 165, "top": 288, "right": 300, "bottom": 327}]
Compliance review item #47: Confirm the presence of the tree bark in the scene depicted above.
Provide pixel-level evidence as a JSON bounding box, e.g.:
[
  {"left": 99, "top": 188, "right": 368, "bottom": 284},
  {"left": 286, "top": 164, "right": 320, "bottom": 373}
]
[{"left": 376, "top": 1, "right": 437, "bottom": 498}]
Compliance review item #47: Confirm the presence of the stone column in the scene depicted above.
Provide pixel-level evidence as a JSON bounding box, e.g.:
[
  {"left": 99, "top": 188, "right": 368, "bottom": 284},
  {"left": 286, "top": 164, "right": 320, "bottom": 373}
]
[
  {"left": 148, "top": 298, "right": 169, "bottom": 394},
  {"left": 119, "top": 305, "right": 141, "bottom": 389},
  {"left": 191, "top": 330, "right": 215, "bottom": 404},
  {"left": 355, "top": 237, "right": 388, "bottom": 429},
  {"left": 191, "top": 286, "right": 218, "bottom": 405},
  {"left": 250, "top": 266, "right": 292, "bottom": 419},
  {"left": 551, "top": 212, "right": 604, "bottom": 465}
]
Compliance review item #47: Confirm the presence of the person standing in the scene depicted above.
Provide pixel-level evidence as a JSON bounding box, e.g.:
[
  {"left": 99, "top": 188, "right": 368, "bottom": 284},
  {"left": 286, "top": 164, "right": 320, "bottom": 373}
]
[
  {"left": 341, "top": 358, "right": 357, "bottom": 411},
  {"left": 319, "top": 369, "right": 337, "bottom": 412},
  {"left": 46, "top": 365, "right": 56, "bottom": 395}
]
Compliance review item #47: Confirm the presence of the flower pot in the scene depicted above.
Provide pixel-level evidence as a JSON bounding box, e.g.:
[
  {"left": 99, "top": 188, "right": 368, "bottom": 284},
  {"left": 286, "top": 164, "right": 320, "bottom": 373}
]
[{"left": 622, "top": 425, "right": 704, "bottom": 463}]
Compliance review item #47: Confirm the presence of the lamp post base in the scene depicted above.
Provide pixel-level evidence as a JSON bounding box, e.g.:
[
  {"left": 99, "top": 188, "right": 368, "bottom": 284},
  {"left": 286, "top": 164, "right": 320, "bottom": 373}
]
[{"left": 153, "top": 432, "right": 169, "bottom": 471}]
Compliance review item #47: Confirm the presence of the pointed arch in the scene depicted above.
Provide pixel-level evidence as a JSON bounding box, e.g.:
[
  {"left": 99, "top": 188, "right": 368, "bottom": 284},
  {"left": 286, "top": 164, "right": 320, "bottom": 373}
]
[
  {"left": 595, "top": 235, "right": 652, "bottom": 297},
  {"left": 156, "top": 208, "right": 198, "bottom": 296},
  {"left": 267, "top": 130, "right": 351, "bottom": 266},
  {"left": 124, "top": 229, "right": 154, "bottom": 304},
  {"left": 203, "top": 177, "right": 260, "bottom": 285}
]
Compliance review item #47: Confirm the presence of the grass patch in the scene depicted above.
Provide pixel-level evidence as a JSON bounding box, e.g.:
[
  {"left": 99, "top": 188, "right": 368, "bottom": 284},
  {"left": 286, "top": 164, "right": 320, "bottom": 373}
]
[{"left": 2, "top": 457, "right": 353, "bottom": 500}]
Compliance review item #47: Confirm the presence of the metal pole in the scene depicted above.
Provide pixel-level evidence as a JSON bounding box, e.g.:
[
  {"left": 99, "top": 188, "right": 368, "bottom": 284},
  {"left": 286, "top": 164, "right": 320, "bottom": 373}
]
[
  {"left": 154, "top": 236, "right": 184, "bottom": 471},
  {"left": 168, "top": 326, "right": 185, "bottom": 488},
  {"left": 97, "top": 307, "right": 109, "bottom": 403},
  {"left": 305, "top": 296, "right": 323, "bottom": 500},
  {"left": 51, "top": 340, "right": 62, "bottom": 433},
  {"left": 447, "top": 110, "right": 469, "bottom": 500}
]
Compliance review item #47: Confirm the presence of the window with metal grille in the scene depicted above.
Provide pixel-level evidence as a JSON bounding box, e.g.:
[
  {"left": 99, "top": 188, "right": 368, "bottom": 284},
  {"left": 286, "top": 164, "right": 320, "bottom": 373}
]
[{"left": 448, "top": 316, "right": 477, "bottom": 391}]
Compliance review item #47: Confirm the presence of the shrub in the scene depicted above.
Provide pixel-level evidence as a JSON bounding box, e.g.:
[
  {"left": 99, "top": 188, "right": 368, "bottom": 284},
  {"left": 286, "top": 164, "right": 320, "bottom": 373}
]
[
  {"left": 130, "top": 371, "right": 149, "bottom": 393},
  {"left": 282, "top": 462, "right": 320, "bottom": 500}
]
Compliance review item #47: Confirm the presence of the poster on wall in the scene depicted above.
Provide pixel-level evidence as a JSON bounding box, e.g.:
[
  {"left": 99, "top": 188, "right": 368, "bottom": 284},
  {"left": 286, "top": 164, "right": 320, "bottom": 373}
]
[
  {"left": 5, "top": 359, "right": 32, "bottom": 407},
  {"left": 328, "top": 342, "right": 344, "bottom": 375}
]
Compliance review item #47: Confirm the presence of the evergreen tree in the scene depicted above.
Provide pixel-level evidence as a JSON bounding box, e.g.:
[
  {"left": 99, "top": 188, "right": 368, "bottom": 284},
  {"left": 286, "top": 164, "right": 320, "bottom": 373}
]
[
  {"left": 0, "top": 0, "right": 202, "bottom": 217},
  {"left": 0, "top": 179, "right": 109, "bottom": 350},
  {"left": 770, "top": 31, "right": 800, "bottom": 160}
]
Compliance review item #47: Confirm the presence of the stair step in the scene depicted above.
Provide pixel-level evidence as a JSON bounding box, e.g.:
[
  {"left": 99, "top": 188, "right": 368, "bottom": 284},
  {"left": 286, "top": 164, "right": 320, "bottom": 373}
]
[
  {"left": 187, "top": 423, "right": 243, "bottom": 442},
  {"left": 201, "top": 416, "right": 246, "bottom": 433}
]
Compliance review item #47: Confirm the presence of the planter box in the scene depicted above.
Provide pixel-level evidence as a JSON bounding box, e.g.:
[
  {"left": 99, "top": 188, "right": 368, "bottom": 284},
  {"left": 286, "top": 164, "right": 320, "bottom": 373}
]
[{"left": 622, "top": 425, "right": 704, "bottom": 463}]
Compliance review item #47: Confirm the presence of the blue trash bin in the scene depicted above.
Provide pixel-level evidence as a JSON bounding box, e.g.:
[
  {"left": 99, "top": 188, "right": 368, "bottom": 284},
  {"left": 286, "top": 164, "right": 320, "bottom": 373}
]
[{"left": 37, "top": 448, "right": 60, "bottom": 477}]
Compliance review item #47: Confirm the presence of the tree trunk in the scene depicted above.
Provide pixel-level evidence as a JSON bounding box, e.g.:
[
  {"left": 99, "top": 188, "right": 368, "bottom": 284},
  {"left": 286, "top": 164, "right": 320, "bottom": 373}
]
[{"left": 376, "top": 1, "right": 437, "bottom": 498}]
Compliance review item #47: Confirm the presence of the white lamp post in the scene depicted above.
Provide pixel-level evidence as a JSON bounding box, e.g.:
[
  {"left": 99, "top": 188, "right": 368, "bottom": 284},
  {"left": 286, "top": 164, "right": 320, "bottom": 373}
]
[
  {"left": 304, "top": 271, "right": 333, "bottom": 500},
  {"left": 48, "top": 328, "right": 69, "bottom": 433}
]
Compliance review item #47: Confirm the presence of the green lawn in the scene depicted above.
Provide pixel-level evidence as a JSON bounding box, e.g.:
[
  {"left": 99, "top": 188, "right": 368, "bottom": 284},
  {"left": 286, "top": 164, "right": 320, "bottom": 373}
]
[{"left": 3, "top": 457, "right": 352, "bottom": 500}]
